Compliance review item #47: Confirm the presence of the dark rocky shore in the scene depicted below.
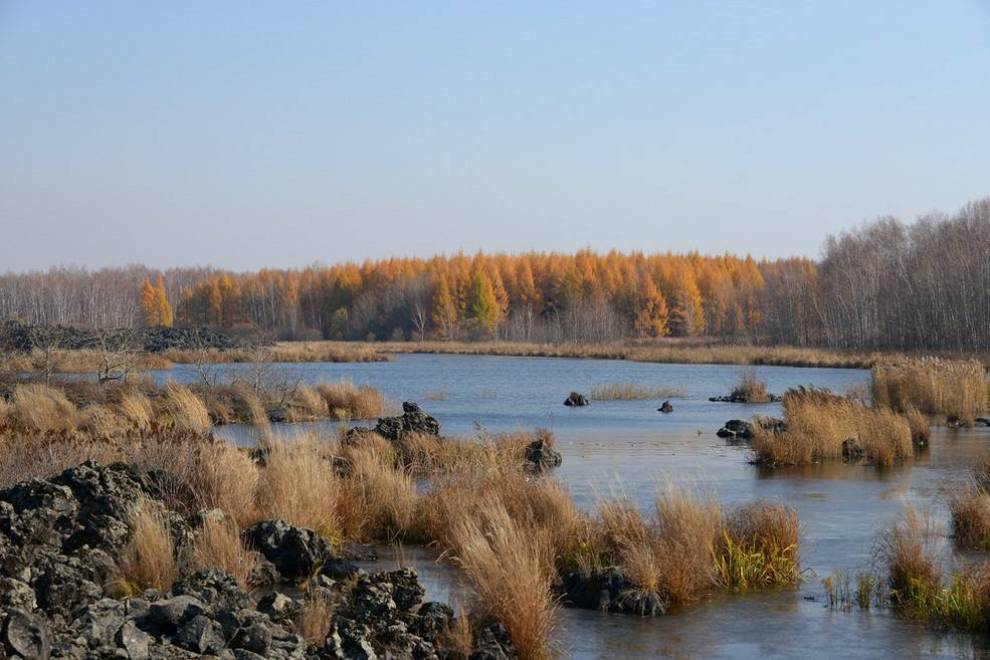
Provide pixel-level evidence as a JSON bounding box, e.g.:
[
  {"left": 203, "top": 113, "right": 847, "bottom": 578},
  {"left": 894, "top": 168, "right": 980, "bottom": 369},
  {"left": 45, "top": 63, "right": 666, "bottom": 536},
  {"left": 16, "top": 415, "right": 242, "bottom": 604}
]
[
  {"left": 0, "top": 460, "right": 516, "bottom": 659},
  {"left": 0, "top": 320, "right": 252, "bottom": 354}
]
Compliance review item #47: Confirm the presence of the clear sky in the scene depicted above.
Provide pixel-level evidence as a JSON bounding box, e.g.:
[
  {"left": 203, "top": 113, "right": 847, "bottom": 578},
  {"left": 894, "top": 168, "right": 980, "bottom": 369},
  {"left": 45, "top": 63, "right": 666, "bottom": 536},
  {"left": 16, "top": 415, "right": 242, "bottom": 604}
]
[{"left": 2, "top": 1, "right": 989, "bottom": 271}]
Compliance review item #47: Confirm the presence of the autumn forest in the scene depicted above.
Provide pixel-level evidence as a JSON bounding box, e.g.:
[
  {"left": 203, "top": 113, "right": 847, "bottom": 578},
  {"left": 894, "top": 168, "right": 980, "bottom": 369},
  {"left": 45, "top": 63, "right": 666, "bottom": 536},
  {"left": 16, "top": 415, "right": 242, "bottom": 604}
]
[{"left": 2, "top": 197, "right": 988, "bottom": 352}]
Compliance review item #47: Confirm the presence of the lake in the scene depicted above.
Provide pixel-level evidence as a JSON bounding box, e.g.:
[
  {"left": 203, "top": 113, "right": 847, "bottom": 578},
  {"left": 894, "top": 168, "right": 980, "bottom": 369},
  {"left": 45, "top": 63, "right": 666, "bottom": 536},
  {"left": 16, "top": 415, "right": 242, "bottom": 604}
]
[{"left": 157, "top": 354, "right": 990, "bottom": 659}]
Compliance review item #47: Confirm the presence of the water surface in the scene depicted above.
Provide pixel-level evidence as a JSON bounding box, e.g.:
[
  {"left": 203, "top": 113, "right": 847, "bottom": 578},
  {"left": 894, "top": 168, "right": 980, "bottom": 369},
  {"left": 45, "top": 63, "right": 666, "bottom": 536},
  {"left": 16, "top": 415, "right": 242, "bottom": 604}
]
[{"left": 158, "top": 354, "right": 990, "bottom": 658}]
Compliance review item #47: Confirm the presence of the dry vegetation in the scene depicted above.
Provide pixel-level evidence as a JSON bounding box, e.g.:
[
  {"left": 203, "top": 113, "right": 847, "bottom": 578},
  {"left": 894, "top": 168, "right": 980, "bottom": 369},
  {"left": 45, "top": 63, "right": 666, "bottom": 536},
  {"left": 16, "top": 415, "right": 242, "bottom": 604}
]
[
  {"left": 348, "top": 339, "right": 885, "bottom": 369},
  {"left": 589, "top": 382, "right": 685, "bottom": 401},
  {"left": 948, "top": 460, "right": 990, "bottom": 551},
  {"left": 161, "top": 341, "right": 390, "bottom": 365},
  {"left": 871, "top": 357, "right": 989, "bottom": 423},
  {"left": 0, "top": 374, "right": 808, "bottom": 659},
  {"left": 726, "top": 369, "right": 773, "bottom": 403},
  {"left": 753, "top": 387, "right": 918, "bottom": 467}
]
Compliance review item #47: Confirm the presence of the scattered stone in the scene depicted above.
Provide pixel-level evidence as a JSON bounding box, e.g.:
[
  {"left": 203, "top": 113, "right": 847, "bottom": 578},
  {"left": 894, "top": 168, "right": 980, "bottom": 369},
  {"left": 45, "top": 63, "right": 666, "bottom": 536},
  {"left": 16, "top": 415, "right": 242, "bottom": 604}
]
[
  {"left": 709, "top": 393, "right": 781, "bottom": 403},
  {"left": 563, "top": 391, "right": 589, "bottom": 407}
]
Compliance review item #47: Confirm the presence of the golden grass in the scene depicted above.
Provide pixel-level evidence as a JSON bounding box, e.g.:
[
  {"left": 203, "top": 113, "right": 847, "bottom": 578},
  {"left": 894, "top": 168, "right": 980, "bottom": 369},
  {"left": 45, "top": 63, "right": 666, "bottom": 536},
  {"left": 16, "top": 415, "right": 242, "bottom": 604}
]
[
  {"left": 728, "top": 369, "right": 773, "bottom": 403},
  {"left": 872, "top": 357, "right": 989, "bottom": 422},
  {"left": 10, "top": 383, "right": 78, "bottom": 433},
  {"left": 337, "top": 443, "right": 417, "bottom": 543},
  {"left": 185, "top": 517, "right": 260, "bottom": 587},
  {"left": 297, "top": 593, "right": 334, "bottom": 645},
  {"left": 163, "top": 382, "right": 211, "bottom": 434},
  {"left": 753, "top": 388, "right": 914, "bottom": 466},
  {"left": 450, "top": 499, "right": 557, "bottom": 660},
  {"left": 162, "top": 341, "right": 389, "bottom": 365},
  {"left": 254, "top": 437, "right": 341, "bottom": 540},
  {"left": 188, "top": 443, "right": 260, "bottom": 527},
  {"left": 399, "top": 429, "right": 549, "bottom": 477},
  {"left": 593, "top": 488, "right": 799, "bottom": 611},
  {"left": 340, "top": 339, "right": 886, "bottom": 369},
  {"left": 118, "top": 497, "right": 177, "bottom": 592},
  {"left": 315, "top": 380, "right": 388, "bottom": 420},
  {"left": 589, "top": 382, "right": 686, "bottom": 401},
  {"left": 118, "top": 390, "right": 154, "bottom": 432},
  {"left": 948, "top": 488, "right": 990, "bottom": 551},
  {"left": 881, "top": 506, "right": 942, "bottom": 606},
  {"left": 0, "top": 348, "right": 174, "bottom": 376},
  {"left": 716, "top": 502, "right": 800, "bottom": 590}
]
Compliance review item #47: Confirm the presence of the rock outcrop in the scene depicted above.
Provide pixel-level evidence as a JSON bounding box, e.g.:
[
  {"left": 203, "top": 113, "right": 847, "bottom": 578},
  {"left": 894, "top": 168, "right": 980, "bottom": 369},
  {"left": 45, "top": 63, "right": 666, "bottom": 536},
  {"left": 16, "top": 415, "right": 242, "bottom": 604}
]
[
  {"left": 563, "top": 392, "right": 589, "bottom": 407},
  {"left": 0, "top": 460, "right": 516, "bottom": 659}
]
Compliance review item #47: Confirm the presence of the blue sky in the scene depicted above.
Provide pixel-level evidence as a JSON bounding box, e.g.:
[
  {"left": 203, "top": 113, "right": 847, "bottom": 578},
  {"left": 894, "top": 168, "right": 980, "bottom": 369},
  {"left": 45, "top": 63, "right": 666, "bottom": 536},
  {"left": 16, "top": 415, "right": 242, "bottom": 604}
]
[{"left": 1, "top": 1, "right": 989, "bottom": 270}]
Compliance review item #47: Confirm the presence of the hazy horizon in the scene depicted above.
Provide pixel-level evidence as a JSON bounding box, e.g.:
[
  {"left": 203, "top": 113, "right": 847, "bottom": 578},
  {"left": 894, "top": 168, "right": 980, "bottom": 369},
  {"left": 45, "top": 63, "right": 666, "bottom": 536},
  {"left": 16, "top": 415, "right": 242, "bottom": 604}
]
[{"left": 2, "top": 1, "right": 989, "bottom": 271}]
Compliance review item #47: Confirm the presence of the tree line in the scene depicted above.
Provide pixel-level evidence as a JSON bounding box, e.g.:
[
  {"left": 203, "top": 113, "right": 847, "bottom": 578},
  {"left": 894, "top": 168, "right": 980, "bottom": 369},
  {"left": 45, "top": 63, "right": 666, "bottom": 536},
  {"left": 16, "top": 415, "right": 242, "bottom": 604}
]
[{"left": 1, "top": 198, "right": 987, "bottom": 352}]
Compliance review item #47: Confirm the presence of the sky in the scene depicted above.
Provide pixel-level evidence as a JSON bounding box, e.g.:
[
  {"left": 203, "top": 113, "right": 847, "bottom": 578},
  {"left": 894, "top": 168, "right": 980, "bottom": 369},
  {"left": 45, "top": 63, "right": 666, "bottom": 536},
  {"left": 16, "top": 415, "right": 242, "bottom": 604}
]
[{"left": 1, "top": 1, "right": 989, "bottom": 272}]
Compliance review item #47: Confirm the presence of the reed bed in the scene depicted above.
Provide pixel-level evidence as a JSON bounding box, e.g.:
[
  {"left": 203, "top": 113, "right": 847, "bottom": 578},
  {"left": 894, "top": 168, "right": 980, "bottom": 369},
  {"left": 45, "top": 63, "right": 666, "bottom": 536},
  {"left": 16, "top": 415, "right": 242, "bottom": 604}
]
[
  {"left": 162, "top": 341, "right": 389, "bottom": 365},
  {"left": 948, "top": 459, "right": 990, "bottom": 550},
  {"left": 871, "top": 357, "right": 989, "bottom": 422},
  {"left": 590, "top": 382, "right": 686, "bottom": 401},
  {"left": 753, "top": 387, "right": 915, "bottom": 466},
  {"left": 877, "top": 506, "right": 990, "bottom": 632},
  {"left": 315, "top": 380, "right": 389, "bottom": 420},
  {"left": 345, "top": 340, "right": 882, "bottom": 369}
]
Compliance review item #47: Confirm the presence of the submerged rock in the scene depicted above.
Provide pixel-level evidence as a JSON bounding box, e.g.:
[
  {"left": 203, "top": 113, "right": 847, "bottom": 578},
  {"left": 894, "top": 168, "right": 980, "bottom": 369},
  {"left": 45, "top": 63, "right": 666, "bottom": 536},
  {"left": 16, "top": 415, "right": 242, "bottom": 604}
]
[
  {"left": 563, "top": 392, "right": 589, "bottom": 407},
  {"left": 716, "top": 419, "right": 756, "bottom": 439},
  {"left": 658, "top": 401, "right": 674, "bottom": 413},
  {"left": 562, "top": 568, "right": 664, "bottom": 616}
]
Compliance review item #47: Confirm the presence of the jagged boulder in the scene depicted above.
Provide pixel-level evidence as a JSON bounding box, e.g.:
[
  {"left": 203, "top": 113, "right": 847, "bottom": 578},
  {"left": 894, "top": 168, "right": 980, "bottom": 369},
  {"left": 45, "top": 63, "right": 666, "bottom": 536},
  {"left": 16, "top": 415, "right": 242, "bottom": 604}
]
[
  {"left": 716, "top": 419, "right": 756, "bottom": 439},
  {"left": 243, "top": 520, "right": 332, "bottom": 579},
  {"left": 563, "top": 392, "right": 589, "bottom": 407},
  {"left": 524, "top": 437, "right": 562, "bottom": 473}
]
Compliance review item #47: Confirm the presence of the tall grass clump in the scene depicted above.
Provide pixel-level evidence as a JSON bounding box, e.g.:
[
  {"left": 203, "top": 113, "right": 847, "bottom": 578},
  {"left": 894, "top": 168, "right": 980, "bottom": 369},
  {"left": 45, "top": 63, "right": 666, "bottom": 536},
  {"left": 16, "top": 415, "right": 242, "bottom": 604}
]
[
  {"left": 450, "top": 500, "right": 557, "bottom": 660},
  {"left": 716, "top": 502, "right": 800, "bottom": 590},
  {"left": 337, "top": 443, "right": 417, "bottom": 542},
  {"left": 590, "top": 382, "right": 685, "bottom": 401},
  {"left": 592, "top": 488, "right": 800, "bottom": 612},
  {"left": 316, "top": 380, "right": 388, "bottom": 420},
  {"left": 948, "top": 459, "right": 990, "bottom": 550},
  {"left": 254, "top": 437, "right": 341, "bottom": 540},
  {"left": 727, "top": 369, "right": 773, "bottom": 403},
  {"left": 878, "top": 506, "right": 990, "bottom": 632},
  {"left": 872, "top": 358, "right": 989, "bottom": 422},
  {"left": 185, "top": 517, "right": 260, "bottom": 588},
  {"left": 753, "top": 387, "right": 914, "bottom": 466},
  {"left": 118, "top": 498, "right": 177, "bottom": 592},
  {"left": 10, "top": 383, "right": 78, "bottom": 433},
  {"left": 118, "top": 390, "right": 155, "bottom": 432},
  {"left": 163, "top": 382, "right": 211, "bottom": 434}
]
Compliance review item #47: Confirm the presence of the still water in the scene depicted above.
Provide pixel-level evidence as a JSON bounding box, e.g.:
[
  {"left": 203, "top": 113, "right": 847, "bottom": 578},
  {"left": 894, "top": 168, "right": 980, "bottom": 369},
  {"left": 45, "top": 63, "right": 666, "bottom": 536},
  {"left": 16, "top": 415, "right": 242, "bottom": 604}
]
[{"left": 158, "top": 354, "right": 990, "bottom": 659}]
